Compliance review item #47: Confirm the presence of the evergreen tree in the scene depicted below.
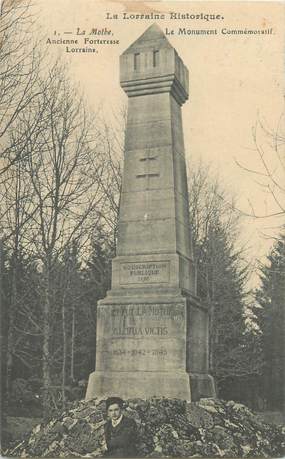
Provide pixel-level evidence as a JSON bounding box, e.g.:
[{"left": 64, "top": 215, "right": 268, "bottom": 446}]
[
  {"left": 255, "top": 230, "right": 285, "bottom": 410},
  {"left": 1, "top": 242, "right": 42, "bottom": 416},
  {"left": 80, "top": 227, "right": 114, "bottom": 377},
  {"left": 196, "top": 220, "right": 248, "bottom": 387},
  {"left": 188, "top": 161, "right": 259, "bottom": 400}
]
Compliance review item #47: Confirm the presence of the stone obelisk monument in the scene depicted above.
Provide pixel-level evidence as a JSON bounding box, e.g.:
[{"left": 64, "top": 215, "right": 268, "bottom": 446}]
[{"left": 86, "top": 24, "right": 215, "bottom": 401}]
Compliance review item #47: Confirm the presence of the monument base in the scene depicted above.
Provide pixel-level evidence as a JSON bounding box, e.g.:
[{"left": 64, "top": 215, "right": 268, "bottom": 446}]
[
  {"left": 188, "top": 373, "right": 216, "bottom": 401},
  {"left": 86, "top": 370, "right": 215, "bottom": 401},
  {"left": 86, "top": 370, "right": 191, "bottom": 400},
  {"left": 85, "top": 297, "right": 216, "bottom": 402}
]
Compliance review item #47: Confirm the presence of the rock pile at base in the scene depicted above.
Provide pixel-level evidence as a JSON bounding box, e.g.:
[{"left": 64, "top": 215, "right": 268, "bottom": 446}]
[{"left": 7, "top": 398, "right": 285, "bottom": 457}]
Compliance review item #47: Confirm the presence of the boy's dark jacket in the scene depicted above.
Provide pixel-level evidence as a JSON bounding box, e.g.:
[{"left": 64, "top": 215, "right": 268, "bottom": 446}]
[{"left": 104, "top": 415, "right": 138, "bottom": 457}]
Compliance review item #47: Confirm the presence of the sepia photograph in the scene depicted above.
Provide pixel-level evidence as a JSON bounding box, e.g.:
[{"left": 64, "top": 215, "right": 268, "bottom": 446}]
[{"left": 0, "top": 0, "right": 284, "bottom": 457}]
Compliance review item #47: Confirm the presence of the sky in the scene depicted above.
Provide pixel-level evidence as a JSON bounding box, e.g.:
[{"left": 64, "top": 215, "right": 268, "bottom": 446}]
[{"left": 33, "top": 0, "right": 285, "bottom": 286}]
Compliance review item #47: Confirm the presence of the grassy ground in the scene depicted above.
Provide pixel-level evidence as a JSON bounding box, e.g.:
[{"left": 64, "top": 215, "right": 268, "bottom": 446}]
[{"left": 4, "top": 416, "right": 42, "bottom": 446}]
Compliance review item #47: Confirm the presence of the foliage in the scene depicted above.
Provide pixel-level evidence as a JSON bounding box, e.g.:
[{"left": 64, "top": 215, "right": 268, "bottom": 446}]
[
  {"left": 255, "top": 229, "right": 285, "bottom": 410},
  {"left": 188, "top": 161, "right": 262, "bottom": 396}
]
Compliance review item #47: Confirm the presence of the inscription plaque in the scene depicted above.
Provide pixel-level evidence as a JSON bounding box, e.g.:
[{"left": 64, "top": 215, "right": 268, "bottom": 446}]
[
  {"left": 119, "top": 261, "right": 170, "bottom": 284},
  {"left": 95, "top": 303, "right": 187, "bottom": 372}
]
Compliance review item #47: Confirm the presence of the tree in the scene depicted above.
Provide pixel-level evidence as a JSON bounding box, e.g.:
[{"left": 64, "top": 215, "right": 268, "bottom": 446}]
[
  {"left": 80, "top": 227, "right": 114, "bottom": 375},
  {"left": 0, "top": 0, "right": 43, "bottom": 176},
  {"left": 188, "top": 161, "right": 261, "bottom": 399},
  {"left": 90, "top": 110, "right": 124, "bottom": 247},
  {"left": 0, "top": 158, "right": 36, "bottom": 403},
  {"left": 236, "top": 113, "right": 285, "bottom": 221},
  {"left": 0, "top": 239, "right": 8, "bottom": 436},
  {"left": 7, "top": 61, "right": 106, "bottom": 417},
  {"left": 255, "top": 229, "right": 285, "bottom": 410}
]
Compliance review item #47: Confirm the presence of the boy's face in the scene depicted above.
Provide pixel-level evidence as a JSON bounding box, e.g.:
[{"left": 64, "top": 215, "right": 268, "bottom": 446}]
[{"left": 107, "top": 403, "right": 122, "bottom": 420}]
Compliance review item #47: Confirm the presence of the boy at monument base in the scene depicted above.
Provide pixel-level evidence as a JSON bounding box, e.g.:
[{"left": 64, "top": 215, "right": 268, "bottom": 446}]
[
  {"left": 104, "top": 397, "right": 138, "bottom": 457},
  {"left": 86, "top": 24, "right": 215, "bottom": 402}
]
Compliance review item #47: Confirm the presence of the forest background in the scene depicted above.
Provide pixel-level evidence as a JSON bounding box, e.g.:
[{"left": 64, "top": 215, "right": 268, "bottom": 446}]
[{"left": 0, "top": 0, "right": 284, "bottom": 447}]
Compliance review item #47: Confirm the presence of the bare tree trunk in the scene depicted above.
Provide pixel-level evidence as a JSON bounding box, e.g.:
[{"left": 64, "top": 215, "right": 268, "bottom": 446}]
[
  {"left": 0, "top": 239, "right": 8, "bottom": 437},
  {"left": 42, "top": 262, "right": 52, "bottom": 420},
  {"left": 6, "top": 166, "right": 21, "bottom": 403},
  {"left": 70, "top": 307, "right": 75, "bottom": 382},
  {"left": 61, "top": 297, "right": 67, "bottom": 410},
  {"left": 206, "top": 268, "right": 214, "bottom": 374},
  {"left": 6, "top": 315, "right": 15, "bottom": 403},
  {"left": 283, "top": 315, "right": 285, "bottom": 415},
  {"left": 6, "top": 263, "right": 17, "bottom": 403}
]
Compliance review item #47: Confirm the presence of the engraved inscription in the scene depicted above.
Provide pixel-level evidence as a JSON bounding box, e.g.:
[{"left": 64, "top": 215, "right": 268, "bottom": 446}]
[
  {"left": 112, "top": 326, "right": 168, "bottom": 336},
  {"left": 98, "top": 303, "right": 185, "bottom": 321},
  {"left": 96, "top": 303, "right": 186, "bottom": 371},
  {"left": 97, "top": 304, "right": 185, "bottom": 339},
  {"left": 119, "top": 261, "right": 170, "bottom": 284},
  {"left": 101, "top": 348, "right": 168, "bottom": 357}
]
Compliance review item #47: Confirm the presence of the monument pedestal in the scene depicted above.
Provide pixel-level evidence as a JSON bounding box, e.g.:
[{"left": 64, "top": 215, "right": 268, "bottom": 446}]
[
  {"left": 86, "top": 294, "right": 215, "bottom": 401},
  {"left": 86, "top": 371, "right": 191, "bottom": 400}
]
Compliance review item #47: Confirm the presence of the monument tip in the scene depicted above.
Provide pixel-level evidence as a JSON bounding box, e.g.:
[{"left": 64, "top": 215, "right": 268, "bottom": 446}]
[{"left": 122, "top": 23, "right": 172, "bottom": 55}]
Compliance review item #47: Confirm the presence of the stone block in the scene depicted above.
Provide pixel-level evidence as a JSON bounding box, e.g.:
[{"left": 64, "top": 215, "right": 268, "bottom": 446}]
[
  {"left": 95, "top": 303, "right": 187, "bottom": 372},
  {"left": 86, "top": 370, "right": 191, "bottom": 400},
  {"left": 111, "top": 253, "right": 181, "bottom": 291}
]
